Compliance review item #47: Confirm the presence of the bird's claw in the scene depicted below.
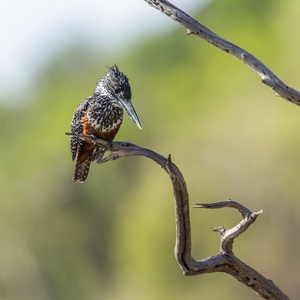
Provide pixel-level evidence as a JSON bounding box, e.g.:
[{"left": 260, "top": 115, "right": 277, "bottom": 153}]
[
  {"left": 108, "top": 140, "right": 113, "bottom": 150},
  {"left": 90, "top": 134, "right": 97, "bottom": 145}
]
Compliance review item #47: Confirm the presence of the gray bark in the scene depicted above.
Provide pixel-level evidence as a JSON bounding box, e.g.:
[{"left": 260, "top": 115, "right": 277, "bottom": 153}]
[
  {"left": 143, "top": 0, "right": 300, "bottom": 106},
  {"left": 66, "top": 133, "right": 290, "bottom": 299}
]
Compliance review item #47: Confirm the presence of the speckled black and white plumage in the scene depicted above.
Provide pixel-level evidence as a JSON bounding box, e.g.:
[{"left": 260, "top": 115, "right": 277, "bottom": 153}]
[
  {"left": 70, "top": 96, "right": 123, "bottom": 162},
  {"left": 70, "top": 65, "right": 141, "bottom": 183}
]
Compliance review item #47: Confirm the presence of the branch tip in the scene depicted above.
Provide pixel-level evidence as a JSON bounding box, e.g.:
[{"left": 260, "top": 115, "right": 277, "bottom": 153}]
[
  {"left": 212, "top": 226, "right": 226, "bottom": 234},
  {"left": 167, "top": 154, "right": 175, "bottom": 173},
  {"left": 250, "top": 209, "right": 263, "bottom": 220}
]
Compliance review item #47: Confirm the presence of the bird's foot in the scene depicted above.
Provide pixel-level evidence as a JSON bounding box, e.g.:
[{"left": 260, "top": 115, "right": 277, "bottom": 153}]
[{"left": 108, "top": 140, "right": 113, "bottom": 151}]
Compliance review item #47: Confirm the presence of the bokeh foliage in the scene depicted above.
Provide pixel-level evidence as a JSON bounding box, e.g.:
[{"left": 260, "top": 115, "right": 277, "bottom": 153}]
[{"left": 1, "top": 0, "right": 300, "bottom": 299}]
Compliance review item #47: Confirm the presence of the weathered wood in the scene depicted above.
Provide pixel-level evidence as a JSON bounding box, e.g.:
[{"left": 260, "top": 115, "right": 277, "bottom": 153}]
[
  {"left": 143, "top": 0, "right": 300, "bottom": 106},
  {"left": 66, "top": 132, "right": 290, "bottom": 299}
]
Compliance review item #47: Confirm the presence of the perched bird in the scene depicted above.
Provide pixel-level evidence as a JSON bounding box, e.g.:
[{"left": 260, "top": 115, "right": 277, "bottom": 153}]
[{"left": 70, "top": 65, "right": 141, "bottom": 183}]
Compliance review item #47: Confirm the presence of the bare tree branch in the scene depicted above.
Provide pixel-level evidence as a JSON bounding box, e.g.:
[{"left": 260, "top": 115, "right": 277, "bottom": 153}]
[
  {"left": 66, "top": 132, "right": 290, "bottom": 299},
  {"left": 143, "top": 0, "right": 300, "bottom": 106},
  {"left": 194, "top": 201, "right": 263, "bottom": 255}
]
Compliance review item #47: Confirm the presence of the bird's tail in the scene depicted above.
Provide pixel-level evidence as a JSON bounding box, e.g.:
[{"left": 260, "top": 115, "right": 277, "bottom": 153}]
[{"left": 73, "top": 154, "right": 92, "bottom": 183}]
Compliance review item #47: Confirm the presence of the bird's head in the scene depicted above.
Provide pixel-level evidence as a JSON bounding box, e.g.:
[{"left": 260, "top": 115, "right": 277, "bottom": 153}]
[{"left": 95, "top": 65, "right": 142, "bottom": 129}]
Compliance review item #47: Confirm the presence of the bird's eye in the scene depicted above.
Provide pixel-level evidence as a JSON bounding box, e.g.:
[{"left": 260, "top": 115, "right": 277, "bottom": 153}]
[{"left": 114, "top": 87, "right": 121, "bottom": 94}]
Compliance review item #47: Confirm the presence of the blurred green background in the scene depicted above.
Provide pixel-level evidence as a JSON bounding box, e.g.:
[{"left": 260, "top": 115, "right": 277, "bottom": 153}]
[{"left": 1, "top": 0, "right": 300, "bottom": 299}]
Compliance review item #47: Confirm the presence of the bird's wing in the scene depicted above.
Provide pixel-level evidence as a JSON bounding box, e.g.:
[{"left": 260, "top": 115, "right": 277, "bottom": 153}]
[{"left": 70, "top": 97, "right": 93, "bottom": 161}]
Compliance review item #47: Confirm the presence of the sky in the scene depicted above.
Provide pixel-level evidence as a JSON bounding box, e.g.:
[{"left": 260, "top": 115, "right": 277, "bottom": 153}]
[{"left": 0, "top": 0, "right": 207, "bottom": 102}]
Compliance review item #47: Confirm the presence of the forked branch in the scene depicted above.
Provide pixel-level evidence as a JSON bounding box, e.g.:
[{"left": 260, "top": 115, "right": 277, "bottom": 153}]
[
  {"left": 143, "top": 0, "right": 300, "bottom": 106},
  {"left": 194, "top": 201, "right": 263, "bottom": 254},
  {"left": 65, "top": 132, "right": 290, "bottom": 300}
]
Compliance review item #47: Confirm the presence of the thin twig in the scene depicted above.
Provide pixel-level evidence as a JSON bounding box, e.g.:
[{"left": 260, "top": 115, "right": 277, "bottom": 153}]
[
  {"left": 194, "top": 200, "right": 263, "bottom": 254},
  {"left": 193, "top": 199, "right": 254, "bottom": 218}
]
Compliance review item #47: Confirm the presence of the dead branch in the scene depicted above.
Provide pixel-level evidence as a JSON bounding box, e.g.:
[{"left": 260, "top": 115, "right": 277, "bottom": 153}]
[
  {"left": 143, "top": 0, "right": 300, "bottom": 106},
  {"left": 65, "top": 132, "right": 290, "bottom": 300}
]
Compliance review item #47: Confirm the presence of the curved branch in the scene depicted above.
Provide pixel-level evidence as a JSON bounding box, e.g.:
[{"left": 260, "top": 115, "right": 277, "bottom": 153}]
[
  {"left": 65, "top": 132, "right": 290, "bottom": 299},
  {"left": 194, "top": 201, "right": 263, "bottom": 254},
  {"left": 143, "top": 0, "right": 300, "bottom": 106}
]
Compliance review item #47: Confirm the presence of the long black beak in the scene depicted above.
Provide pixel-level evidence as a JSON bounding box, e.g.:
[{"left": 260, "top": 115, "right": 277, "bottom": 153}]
[{"left": 120, "top": 99, "right": 142, "bottom": 129}]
